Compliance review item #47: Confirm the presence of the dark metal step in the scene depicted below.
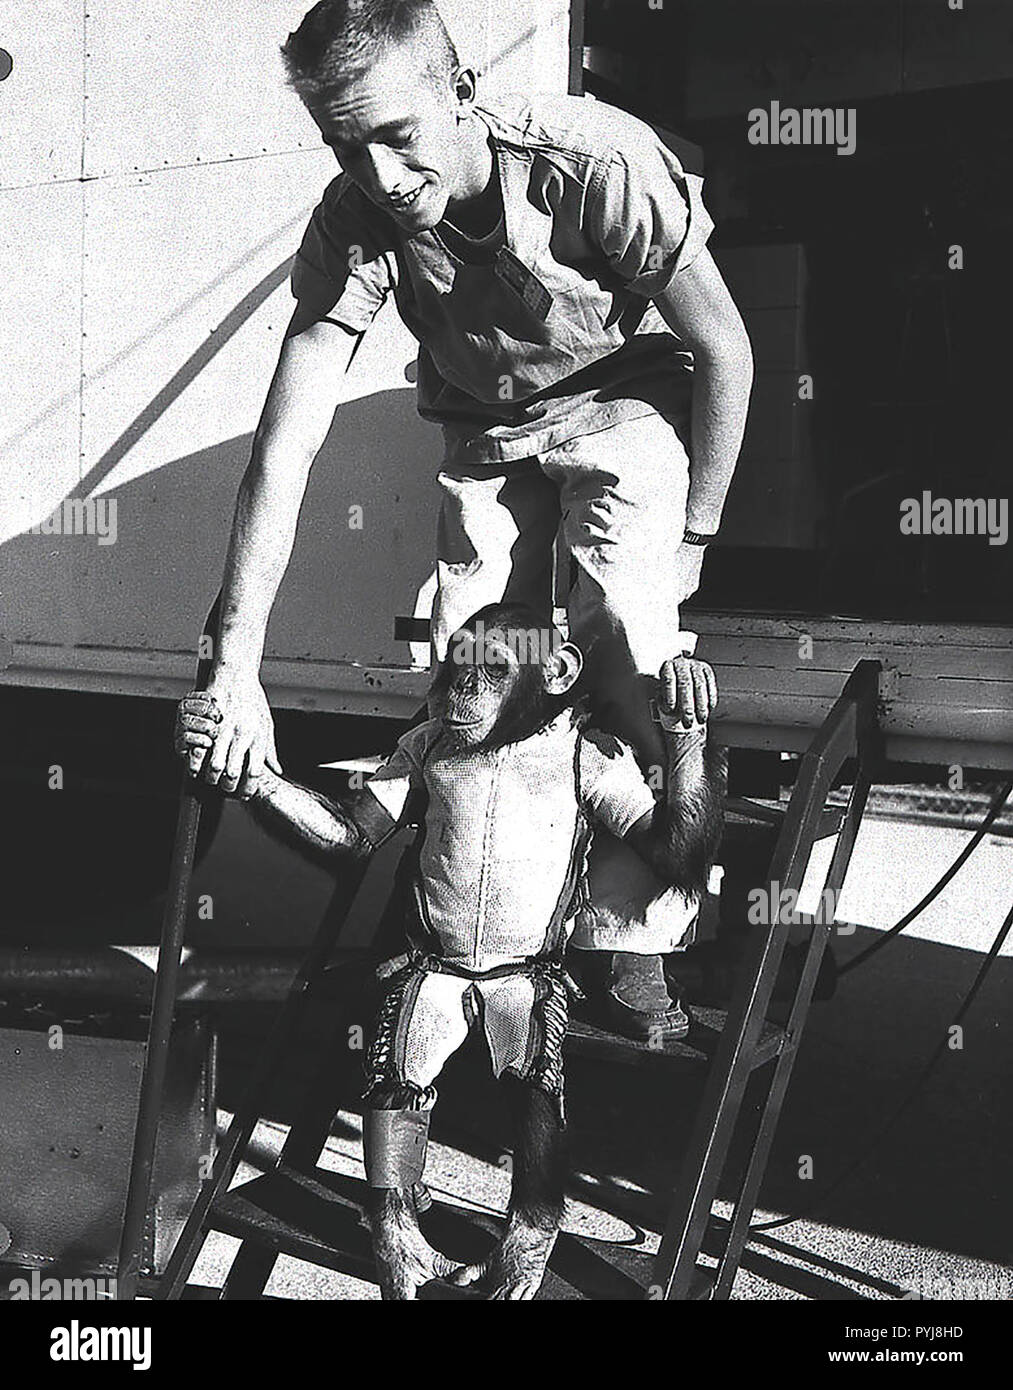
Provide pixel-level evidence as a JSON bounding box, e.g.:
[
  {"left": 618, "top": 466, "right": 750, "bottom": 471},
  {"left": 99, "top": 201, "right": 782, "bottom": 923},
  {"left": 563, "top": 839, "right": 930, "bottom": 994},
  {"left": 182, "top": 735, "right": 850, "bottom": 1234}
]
[
  {"left": 213, "top": 1170, "right": 376, "bottom": 1283},
  {"left": 726, "top": 796, "right": 846, "bottom": 840},
  {"left": 566, "top": 1006, "right": 785, "bottom": 1070},
  {"left": 201, "top": 1006, "right": 785, "bottom": 1299},
  {"left": 211, "top": 1168, "right": 659, "bottom": 1300}
]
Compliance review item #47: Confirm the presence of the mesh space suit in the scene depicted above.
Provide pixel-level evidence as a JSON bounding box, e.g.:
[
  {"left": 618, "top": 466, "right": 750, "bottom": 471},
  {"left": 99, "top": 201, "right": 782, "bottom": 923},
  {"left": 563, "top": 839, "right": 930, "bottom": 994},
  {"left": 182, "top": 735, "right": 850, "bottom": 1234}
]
[{"left": 348, "top": 710, "right": 699, "bottom": 1114}]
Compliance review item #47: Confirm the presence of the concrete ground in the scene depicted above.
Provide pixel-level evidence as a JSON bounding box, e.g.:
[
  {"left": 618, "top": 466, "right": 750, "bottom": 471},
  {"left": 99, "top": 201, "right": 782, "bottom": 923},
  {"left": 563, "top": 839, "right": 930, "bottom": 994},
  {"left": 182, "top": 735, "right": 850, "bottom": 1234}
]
[{"left": 185, "top": 812, "right": 1012, "bottom": 1301}]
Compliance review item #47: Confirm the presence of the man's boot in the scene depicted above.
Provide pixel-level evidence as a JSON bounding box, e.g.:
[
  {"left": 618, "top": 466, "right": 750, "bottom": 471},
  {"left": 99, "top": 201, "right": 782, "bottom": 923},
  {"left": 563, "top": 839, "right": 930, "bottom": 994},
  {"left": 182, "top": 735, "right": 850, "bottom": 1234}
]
[{"left": 571, "top": 949, "right": 690, "bottom": 1042}]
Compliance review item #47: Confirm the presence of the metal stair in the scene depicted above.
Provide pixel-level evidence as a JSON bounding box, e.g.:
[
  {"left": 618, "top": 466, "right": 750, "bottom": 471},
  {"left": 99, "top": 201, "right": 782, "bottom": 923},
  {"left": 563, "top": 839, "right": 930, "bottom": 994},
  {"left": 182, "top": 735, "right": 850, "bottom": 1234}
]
[{"left": 117, "top": 642, "right": 881, "bottom": 1301}]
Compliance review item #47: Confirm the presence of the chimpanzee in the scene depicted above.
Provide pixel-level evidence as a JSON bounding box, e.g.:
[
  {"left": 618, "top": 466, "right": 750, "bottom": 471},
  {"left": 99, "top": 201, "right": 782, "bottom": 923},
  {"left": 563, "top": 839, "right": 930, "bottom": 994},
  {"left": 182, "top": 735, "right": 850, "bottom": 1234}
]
[{"left": 176, "top": 602, "right": 725, "bottom": 1299}]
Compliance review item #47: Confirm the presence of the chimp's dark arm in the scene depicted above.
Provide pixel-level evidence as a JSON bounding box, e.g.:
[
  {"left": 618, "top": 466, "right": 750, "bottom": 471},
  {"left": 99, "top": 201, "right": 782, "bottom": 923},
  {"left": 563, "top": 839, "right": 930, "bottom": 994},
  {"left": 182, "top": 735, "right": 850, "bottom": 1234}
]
[
  {"left": 627, "top": 728, "right": 726, "bottom": 899},
  {"left": 247, "top": 769, "right": 376, "bottom": 866}
]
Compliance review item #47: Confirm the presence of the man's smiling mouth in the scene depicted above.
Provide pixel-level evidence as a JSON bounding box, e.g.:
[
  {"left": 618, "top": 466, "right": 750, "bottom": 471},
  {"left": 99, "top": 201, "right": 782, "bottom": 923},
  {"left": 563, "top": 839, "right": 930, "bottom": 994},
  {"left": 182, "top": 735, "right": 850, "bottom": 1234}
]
[{"left": 390, "top": 184, "right": 424, "bottom": 211}]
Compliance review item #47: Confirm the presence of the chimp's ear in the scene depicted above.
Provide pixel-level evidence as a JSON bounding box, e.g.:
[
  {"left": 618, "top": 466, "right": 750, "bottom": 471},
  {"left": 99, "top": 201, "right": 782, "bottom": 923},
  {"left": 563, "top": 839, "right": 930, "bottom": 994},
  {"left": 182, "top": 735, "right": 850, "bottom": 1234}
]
[{"left": 543, "top": 641, "right": 583, "bottom": 696}]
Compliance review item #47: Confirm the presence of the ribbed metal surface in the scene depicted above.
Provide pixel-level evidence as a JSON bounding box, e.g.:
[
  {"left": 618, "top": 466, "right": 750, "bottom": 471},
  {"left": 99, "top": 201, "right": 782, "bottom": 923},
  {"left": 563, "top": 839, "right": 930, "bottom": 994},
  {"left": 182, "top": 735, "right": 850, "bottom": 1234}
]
[
  {"left": 827, "top": 783, "right": 1013, "bottom": 836},
  {"left": 0, "top": 1017, "right": 214, "bottom": 1277},
  {"left": 1, "top": 2, "right": 570, "bottom": 677}
]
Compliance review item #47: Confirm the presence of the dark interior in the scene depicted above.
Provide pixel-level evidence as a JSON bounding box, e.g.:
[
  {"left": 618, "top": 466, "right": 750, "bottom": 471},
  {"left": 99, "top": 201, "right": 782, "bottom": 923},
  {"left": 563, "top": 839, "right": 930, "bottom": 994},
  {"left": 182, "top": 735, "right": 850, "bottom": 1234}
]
[{"left": 583, "top": 0, "right": 1012, "bottom": 622}]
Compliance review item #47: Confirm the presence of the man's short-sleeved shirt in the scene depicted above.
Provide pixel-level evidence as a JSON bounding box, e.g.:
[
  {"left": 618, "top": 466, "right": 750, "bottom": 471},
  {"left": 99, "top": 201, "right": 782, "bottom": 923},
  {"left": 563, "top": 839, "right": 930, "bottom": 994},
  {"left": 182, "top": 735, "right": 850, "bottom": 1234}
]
[
  {"left": 357, "top": 711, "right": 657, "bottom": 971},
  {"left": 291, "top": 93, "right": 713, "bottom": 466}
]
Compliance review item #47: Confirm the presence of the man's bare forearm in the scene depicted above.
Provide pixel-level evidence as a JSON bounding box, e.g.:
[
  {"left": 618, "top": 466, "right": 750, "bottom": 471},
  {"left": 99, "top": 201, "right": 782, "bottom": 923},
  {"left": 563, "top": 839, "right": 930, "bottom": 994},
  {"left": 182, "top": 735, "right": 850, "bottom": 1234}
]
[
  {"left": 654, "top": 251, "right": 754, "bottom": 537},
  {"left": 214, "top": 448, "right": 314, "bottom": 676},
  {"left": 213, "top": 314, "right": 361, "bottom": 677},
  {"left": 685, "top": 346, "right": 753, "bottom": 535}
]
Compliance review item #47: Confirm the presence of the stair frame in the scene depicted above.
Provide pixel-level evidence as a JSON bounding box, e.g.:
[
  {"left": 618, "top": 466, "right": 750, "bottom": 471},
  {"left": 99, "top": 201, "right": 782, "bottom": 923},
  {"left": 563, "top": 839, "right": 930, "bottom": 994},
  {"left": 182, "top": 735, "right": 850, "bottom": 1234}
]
[{"left": 118, "top": 648, "right": 881, "bottom": 1301}]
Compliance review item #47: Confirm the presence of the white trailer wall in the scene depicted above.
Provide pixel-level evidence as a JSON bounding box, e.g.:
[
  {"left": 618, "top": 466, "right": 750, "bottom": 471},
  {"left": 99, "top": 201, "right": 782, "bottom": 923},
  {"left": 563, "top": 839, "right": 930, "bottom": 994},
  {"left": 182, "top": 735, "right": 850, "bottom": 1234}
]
[{"left": 0, "top": 2, "right": 573, "bottom": 714}]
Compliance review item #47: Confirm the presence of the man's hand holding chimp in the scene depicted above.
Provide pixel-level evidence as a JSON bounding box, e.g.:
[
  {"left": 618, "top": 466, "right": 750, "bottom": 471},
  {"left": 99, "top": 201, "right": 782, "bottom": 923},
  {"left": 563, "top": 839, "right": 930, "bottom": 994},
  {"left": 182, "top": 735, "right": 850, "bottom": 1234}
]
[
  {"left": 658, "top": 655, "right": 718, "bottom": 731},
  {"left": 175, "top": 688, "right": 278, "bottom": 800},
  {"left": 177, "top": 692, "right": 369, "bottom": 858}
]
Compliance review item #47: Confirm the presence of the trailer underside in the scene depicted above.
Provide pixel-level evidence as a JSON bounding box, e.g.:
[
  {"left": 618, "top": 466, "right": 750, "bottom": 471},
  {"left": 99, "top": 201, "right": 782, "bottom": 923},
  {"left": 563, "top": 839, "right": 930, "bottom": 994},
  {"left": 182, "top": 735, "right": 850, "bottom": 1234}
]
[{"left": 4, "top": 608, "right": 1009, "bottom": 769}]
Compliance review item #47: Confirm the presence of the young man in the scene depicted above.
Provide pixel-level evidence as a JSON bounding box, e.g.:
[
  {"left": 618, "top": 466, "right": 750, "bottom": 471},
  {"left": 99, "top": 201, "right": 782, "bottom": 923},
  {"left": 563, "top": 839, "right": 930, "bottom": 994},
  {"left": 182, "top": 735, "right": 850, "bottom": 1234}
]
[{"left": 194, "top": 0, "right": 752, "bottom": 1039}]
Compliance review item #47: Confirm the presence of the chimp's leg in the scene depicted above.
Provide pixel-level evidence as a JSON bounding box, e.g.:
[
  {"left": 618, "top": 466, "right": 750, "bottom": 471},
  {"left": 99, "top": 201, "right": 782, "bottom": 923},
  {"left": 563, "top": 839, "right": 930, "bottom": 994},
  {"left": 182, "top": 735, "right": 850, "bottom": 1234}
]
[
  {"left": 364, "top": 1087, "right": 460, "bottom": 1301},
  {"left": 453, "top": 1075, "right": 566, "bottom": 1300},
  {"left": 363, "top": 969, "right": 471, "bottom": 1300}
]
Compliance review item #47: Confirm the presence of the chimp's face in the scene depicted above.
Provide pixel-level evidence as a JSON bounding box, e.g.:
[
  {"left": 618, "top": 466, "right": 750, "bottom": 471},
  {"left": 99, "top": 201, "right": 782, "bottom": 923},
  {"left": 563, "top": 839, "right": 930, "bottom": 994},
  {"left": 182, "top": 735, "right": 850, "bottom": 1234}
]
[{"left": 429, "top": 612, "right": 583, "bottom": 753}]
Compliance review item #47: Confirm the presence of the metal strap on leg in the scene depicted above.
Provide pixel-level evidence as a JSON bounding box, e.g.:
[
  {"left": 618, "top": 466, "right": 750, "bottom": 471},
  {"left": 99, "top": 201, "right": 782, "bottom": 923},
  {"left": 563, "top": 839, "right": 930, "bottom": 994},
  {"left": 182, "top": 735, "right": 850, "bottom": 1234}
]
[{"left": 363, "top": 1108, "right": 431, "bottom": 1188}]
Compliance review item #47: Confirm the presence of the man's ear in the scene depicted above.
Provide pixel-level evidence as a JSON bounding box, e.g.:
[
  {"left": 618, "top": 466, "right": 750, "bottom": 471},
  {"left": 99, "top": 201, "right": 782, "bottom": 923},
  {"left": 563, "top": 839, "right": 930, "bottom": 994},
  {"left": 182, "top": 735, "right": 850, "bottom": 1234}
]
[
  {"left": 453, "top": 66, "right": 479, "bottom": 117},
  {"left": 544, "top": 641, "right": 583, "bottom": 696}
]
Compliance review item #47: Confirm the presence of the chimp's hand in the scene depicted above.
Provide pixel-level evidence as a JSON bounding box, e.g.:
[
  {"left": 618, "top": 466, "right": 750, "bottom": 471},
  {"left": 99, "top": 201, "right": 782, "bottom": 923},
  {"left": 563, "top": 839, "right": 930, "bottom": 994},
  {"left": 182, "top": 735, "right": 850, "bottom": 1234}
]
[
  {"left": 175, "top": 691, "right": 221, "bottom": 772},
  {"left": 658, "top": 655, "right": 718, "bottom": 730}
]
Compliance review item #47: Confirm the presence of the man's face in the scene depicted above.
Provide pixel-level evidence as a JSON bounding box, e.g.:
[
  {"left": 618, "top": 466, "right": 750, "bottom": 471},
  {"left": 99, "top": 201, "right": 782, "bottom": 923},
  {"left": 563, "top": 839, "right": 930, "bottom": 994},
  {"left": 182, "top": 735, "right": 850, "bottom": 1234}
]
[{"left": 307, "top": 45, "right": 469, "bottom": 233}]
